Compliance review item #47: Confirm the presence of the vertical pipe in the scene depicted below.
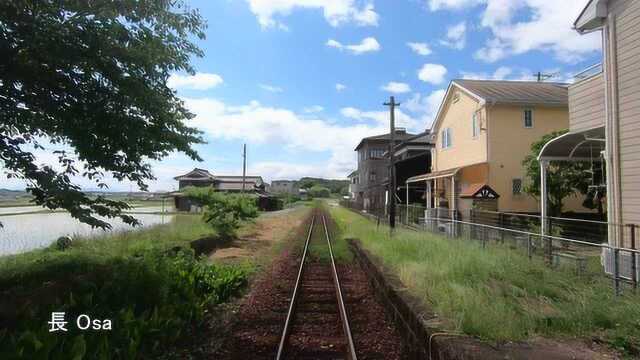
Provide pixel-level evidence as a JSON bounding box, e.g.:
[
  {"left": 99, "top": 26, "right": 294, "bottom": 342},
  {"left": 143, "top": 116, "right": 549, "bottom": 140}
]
[
  {"left": 406, "top": 183, "right": 410, "bottom": 225},
  {"left": 630, "top": 224, "right": 637, "bottom": 289}
]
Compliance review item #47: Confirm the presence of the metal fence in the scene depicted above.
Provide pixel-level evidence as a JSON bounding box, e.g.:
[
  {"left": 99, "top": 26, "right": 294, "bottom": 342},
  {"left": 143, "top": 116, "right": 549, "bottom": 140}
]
[{"left": 340, "top": 201, "right": 639, "bottom": 295}]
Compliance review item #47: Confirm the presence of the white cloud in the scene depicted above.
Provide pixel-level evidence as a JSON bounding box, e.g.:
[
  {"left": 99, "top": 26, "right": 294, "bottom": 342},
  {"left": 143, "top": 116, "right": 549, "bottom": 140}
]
[
  {"left": 303, "top": 105, "right": 324, "bottom": 113},
  {"left": 336, "top": 83, "right": 347, "bottom": 92},
  {"left": 326, "top": 37, "right": 381, "bottom": 55},
  {"left": 259, "top": 84, "right": 284, "bottom": 93},
  {"left": 246, "top": 0, "right": 379, "bottom": 29},
  {"left": 381, "top": 82, "right": 411, "bottom": 94},
  {"left": 418, "top": 63, "right": 448, "bottom": 84},
  {"left": 167, "top": 73, "right": 224, "bottom": 90},
  {"left": 407, "top": 42, "right": 432, "bottom": 56},
  {"left": 460, "top": 66, "right": 514, "bottom": 80},
  {"left": 340, "top": 107, "right": 419, "bottom": 130},
  {"left": 427, "top": 0, "right": 483, "bottom": 11},
  {"left": 404, "top": 90, "right": 446, "bottom": 128},
  {"left": 429, "top": 1, "right": 600, "bottom": 62},
  {"left": 182, "top": 97, "right": 389, "bottom": 180},
  {"left": 440, "top": 21, "right": 466, "bottom": 50}
]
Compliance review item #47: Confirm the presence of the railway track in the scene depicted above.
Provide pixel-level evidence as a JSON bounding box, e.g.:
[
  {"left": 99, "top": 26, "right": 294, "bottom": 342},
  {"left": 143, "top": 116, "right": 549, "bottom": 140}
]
[{"left": 275, "top": 210, "right": 357, "bottom": 360}]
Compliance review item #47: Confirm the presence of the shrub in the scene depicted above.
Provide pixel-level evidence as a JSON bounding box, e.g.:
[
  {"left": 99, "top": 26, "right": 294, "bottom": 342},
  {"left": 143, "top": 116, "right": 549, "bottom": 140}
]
[
  {"left": 184, "top": 187, "right": 259, "bottom": 238},
  {"left": 308, "top": 186, "right": 331, "bottom": 198},
  {"left": 0, "top": 250, "right": 248, "bottom": 359}
]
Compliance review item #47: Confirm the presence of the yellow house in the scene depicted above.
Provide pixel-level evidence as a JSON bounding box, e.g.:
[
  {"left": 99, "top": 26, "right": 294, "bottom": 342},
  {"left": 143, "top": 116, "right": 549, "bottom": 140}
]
[{"left": 408, "top": 79, "right": 583, "bottom": 219}]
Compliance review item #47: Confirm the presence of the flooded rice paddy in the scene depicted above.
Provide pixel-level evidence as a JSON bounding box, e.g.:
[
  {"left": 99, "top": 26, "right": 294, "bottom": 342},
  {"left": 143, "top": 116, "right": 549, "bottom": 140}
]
[{"left": 0, "top": 205, "right": 175, "bottom": 256}]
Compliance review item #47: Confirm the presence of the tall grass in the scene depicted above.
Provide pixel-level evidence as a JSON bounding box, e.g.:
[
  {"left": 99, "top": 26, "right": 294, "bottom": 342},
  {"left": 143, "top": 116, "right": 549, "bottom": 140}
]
[{"left": 331, "top": 207, "right": 640, "bottom": 353}]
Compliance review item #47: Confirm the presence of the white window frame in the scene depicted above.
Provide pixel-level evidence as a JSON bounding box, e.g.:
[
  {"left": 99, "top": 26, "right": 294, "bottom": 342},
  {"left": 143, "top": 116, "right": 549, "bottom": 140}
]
[
  {"left": 441, "top": 128, "right": 452, "bottom": 149},
  {"left": 472, "top": 113, "right": 480, "bottom": 138},
  {"left": 523, "top": 108, "right": 534, "bottom": 128}
]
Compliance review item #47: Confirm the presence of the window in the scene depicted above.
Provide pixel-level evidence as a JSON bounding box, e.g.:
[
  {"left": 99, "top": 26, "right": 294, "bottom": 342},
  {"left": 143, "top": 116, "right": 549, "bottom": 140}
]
[
  {"left": 523, "top": 109, "right": 534, "bottom": 128},
  {"left": 472, "top": 113, "right": 480, "bottom": 138},
  {"left": 369, "top": 148, "right": 385, "bottom": 159},
  {"left": 441, "top": 128, "right": 452, "bottom": 149},
  {"left": 512, "top": 178, "right": 523, "bottom": 195},
  {"left": 369, "top": 172, "right": 377, "bottom": 182}
]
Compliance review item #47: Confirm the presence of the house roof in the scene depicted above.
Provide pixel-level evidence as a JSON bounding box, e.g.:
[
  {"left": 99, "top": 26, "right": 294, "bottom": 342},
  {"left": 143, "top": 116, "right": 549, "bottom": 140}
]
[
  {"left": 452, "top": 79, "right": 569, "bottom": 107},
  {"left": 347, "top": 170, "right": 358, "bottom": 178},
  {"left": 574, "top": 0, "right": 607, "bottom": 32},
  {"left": 354, "top": 129, "right": 416, "bottom": 150},
  {"left": 215, "top": 175, "right": 263, "bottom": 184},
  {"left": 174, "top": 168, "right": 215, "bottom": 181},
  {"left": 430, "top": 80, "right": 569, "bottom": 134},
  {"left": 217, "top": 182, "right": 260, "bottom": 191}
]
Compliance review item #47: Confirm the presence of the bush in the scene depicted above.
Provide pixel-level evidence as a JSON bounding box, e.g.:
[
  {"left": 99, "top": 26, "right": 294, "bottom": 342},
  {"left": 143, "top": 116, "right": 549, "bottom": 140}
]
[
  {"left": 0, "top": 250, "right": 248, "bottom": 359},
  {"left": 183, "top": 187, "right": 259, "bottom": 238},
  {"left": 308, "top": 186, "right": 331, "bottom": 198}
]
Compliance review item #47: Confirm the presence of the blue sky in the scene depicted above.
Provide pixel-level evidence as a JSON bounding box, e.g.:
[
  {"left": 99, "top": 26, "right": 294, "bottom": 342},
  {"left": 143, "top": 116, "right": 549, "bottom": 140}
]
[{"left": 2, "top": 0, "right": 602, "bottom": 192}]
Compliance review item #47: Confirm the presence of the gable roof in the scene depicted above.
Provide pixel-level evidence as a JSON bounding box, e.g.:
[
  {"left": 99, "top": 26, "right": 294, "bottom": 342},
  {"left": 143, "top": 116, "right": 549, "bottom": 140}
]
[
  {"left": 453, "top": 79, "right": 568, "bottom": 107},
  {"left": 174, "top": 168, "right": 215, "bottom": 181},
  {"left": 430, "top": 80, "right": 569, "bottom": 133}
]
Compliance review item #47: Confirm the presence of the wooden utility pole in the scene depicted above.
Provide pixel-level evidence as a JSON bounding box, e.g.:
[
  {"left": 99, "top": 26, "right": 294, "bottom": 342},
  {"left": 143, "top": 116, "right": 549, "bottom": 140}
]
[
  {"left": 384, "top": 96, "right": 400, "bottom": 229},
  {"left": 242, "top": 143, "right": 247, "bottom": 193}
]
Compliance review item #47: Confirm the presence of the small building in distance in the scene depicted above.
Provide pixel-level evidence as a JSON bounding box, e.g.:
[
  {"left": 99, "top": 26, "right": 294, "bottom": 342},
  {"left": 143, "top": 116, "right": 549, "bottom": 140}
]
[
  {"left": 172, "top": 168, "right": 266, "bottom": 211},
  {"left": 270, "top": 180, "right": 300, "bottom": 195}
]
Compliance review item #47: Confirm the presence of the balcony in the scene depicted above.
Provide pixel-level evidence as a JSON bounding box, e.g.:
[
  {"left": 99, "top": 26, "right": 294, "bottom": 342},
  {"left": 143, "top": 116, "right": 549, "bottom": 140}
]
[{"left": 569, "top": 64, "right": 605, "bottom": 132}]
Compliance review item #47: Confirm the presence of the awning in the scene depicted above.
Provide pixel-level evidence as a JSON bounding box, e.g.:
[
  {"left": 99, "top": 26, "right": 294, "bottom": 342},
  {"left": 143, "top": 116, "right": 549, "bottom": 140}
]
[
  {"left": 405, "top": 162, "right": 488, "bottom": 184},
  {"left": 538, "top": 126, "right": 605, "bottom": 161},
  {"left": 406, "top": 167, "right": 461, "bottom": 183}
]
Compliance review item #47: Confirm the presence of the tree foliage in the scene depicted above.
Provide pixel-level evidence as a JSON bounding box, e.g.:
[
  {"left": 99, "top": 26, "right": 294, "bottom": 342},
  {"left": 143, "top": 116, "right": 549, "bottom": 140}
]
[
  {"left": 0, "top": 1, "right": 206, "bottom": 228},
  {"left": 184, "top": 187, "right": 258, "bottom": 239},
  {"left": 522, "top": 130, "right": 595, "bottom": 216},
  {"left": 308, "top": 185, "right": 331, "bottom": 198}
]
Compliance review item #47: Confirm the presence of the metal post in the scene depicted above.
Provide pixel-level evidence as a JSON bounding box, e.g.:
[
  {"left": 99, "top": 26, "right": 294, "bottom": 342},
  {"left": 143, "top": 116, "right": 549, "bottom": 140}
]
[
  {"left": 540, "top": 160, "right": 552, "bottom": 265},
  {"left": 499, "top": 212, "right": 505, "bottom": 243},
  {"left": 612, "top": 247, "right": 620, "bottom": 295},
  {"left": 406, "top": 183, "right": 410, "bottom": 225},
  {"left": 385, "top": 96, "right": 400, "bottom": 229},
  {"left": 527, "top": 234, "right": 532, "bottom": 260},
  {"left": 630, "top": 224, "right": 637, "bottom": 289},
  {"left": 242, "top": 143, "right": 247, "bottom": 193}
]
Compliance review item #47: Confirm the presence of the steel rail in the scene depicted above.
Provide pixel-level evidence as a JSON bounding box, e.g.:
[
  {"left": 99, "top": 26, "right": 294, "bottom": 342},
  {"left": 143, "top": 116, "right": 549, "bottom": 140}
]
[
  {"left": 275, "top": 213, "right": 315, "bottom": 360},
  {"left": 322, "top": 215, "right": 358, "bottom": 360}
]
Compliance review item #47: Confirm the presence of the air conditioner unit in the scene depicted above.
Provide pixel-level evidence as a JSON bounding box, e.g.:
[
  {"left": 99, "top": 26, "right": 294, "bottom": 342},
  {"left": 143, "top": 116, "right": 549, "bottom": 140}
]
[{"left": 602, "top": 248, "right": 640, "bottom": 280}]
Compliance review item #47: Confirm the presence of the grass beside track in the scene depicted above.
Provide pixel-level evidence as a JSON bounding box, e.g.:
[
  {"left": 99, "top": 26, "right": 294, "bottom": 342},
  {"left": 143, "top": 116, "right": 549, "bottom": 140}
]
[
  {"left": 0, "top": 214, "right": 251, "bottom": 359},
  {"left": 330, "top": 206, "right": 640, "bottom": 354}
]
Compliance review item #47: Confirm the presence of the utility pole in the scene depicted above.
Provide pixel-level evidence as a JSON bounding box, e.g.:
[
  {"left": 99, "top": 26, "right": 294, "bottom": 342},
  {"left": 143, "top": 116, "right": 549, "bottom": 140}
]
[
  {"left": 384, "top": 96, "right": 400, "bottom": 229},
  {"left": 242, "top": 143, "right": 247, "bottom": 193}
]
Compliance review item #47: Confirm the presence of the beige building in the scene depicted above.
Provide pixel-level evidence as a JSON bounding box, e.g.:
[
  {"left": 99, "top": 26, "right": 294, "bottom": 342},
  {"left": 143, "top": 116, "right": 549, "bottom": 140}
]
[
  {"left": 539, "top": 0, "right": 640, "bottom": 248},
  {"left": 408, "top": 79, "right": 583, "bottom": 219}
]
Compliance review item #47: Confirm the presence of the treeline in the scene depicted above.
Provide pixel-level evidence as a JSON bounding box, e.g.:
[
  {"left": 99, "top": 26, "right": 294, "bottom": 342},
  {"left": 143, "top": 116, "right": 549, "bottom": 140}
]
[{"left": 297, "top": 177, "right": 349, "bottom": 195}]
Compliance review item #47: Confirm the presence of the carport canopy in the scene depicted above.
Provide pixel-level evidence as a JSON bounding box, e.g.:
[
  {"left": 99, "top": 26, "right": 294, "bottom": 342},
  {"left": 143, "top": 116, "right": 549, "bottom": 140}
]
[{"left": 538, "top": 126, "right": 605, "bottom": 161}]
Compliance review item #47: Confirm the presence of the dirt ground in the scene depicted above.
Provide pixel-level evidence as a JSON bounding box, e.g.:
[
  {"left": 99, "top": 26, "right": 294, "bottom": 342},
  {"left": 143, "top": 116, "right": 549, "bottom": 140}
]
[{"left": 209, "top": 207, "right": 308, "bottom": 262}]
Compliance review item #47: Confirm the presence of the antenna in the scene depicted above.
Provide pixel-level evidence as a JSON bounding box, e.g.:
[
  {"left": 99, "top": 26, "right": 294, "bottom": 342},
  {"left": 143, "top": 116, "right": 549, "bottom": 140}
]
[{"left": 534, "top": 71, "right": 555, "bottom": 82}]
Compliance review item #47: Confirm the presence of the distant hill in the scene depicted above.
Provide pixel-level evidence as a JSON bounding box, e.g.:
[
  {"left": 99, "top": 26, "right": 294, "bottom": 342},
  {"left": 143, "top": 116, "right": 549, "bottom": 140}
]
[{"left": 297, "top": 177, "right": 349, "bottom": 195}]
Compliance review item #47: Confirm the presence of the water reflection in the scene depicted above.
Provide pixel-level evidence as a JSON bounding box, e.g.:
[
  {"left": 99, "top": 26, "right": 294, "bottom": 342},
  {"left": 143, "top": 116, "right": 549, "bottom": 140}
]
[{"left": 0, "top": 208, "right": 176, "bottom": 256}]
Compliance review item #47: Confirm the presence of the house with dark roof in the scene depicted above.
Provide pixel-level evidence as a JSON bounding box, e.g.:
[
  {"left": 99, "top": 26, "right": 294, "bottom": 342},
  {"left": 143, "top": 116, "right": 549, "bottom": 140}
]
[
  {"left": 407, "top": 79, "right": 588, "bottom": 219},
  {"left": 354, "top": 128, "right": 416, "bottom": 212},
  {"left": 172, "top": 168, "right": 265, "bottom": 211}
]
